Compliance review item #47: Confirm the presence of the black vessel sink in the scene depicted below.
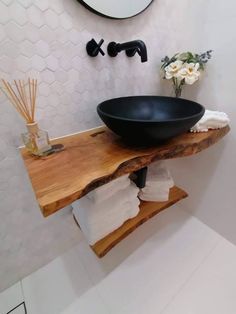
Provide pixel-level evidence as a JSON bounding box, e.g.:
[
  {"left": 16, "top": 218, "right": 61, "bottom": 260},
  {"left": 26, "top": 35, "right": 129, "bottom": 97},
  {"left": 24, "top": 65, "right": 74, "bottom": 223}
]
[{"left": 97, "top": 96, "right": 205, "bottom": 144}]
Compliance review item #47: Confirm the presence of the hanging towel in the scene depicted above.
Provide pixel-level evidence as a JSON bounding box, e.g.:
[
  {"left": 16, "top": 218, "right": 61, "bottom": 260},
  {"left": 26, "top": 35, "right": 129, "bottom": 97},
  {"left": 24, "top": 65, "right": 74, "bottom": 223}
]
[
  {"left": 191, "top": 110, "right": 229, "bottom": 133},
  {"left": 73, "top": 200, "right": 140, "bottom": 245},
  {"left": 72, "top": 182, "right": 140, "bottom": 245}
]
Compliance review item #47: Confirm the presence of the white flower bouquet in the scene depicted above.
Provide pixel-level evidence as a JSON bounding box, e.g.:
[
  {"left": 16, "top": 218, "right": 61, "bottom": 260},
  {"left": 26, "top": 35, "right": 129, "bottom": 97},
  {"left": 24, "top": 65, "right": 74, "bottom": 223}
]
[{"left": 161, "top": 50, "right": 212, "bottom": 97}]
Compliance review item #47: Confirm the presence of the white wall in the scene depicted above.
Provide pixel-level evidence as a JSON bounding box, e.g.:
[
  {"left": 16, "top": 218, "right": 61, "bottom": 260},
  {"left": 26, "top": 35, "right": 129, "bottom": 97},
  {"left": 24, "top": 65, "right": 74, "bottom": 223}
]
[
  {"left": 0, "top": 0, "right": 234, "bottom": 292},
  {"left": 0, "top": 0, "right": 190, "bottom": 291},
  {"left": 169, "top": 0, "right": 236, "bottom": 245}
]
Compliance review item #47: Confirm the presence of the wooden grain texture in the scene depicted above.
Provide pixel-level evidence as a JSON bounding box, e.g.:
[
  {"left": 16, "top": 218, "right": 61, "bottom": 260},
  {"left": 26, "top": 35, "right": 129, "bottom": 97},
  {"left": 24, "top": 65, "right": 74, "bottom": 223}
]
[
  {"left": 20, "top": 125, "right": 229, "bottom": 217},
  {"left": 91, "top": 186, "right": 188, "bottom": 258}
]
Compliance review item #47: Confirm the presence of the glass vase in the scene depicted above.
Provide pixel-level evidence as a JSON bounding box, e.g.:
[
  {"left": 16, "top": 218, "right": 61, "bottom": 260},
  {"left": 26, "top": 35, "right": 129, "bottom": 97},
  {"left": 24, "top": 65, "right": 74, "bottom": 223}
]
[{"left": 22, "top": 122, "right": 52, "bottom": 156}]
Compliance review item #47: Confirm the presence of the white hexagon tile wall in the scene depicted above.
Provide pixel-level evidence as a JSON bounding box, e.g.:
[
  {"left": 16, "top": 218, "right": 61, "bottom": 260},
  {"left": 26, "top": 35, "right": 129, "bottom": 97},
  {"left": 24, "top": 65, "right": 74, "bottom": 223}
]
[{"left": 0, "top": 0, "right": 190, "bottom": 291}]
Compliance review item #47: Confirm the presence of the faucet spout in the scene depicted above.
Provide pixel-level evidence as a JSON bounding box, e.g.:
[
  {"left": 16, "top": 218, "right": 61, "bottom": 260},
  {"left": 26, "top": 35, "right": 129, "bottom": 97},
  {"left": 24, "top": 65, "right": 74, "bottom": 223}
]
[{"left": 107, "top": 40, "right": 148, "bottom": 63}]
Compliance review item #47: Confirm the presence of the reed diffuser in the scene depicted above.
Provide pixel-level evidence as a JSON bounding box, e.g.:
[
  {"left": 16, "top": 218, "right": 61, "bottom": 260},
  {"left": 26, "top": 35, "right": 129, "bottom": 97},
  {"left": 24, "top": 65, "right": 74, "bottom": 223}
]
[{"left": 0, "top": 78, "right": 52, "bottom": 156}]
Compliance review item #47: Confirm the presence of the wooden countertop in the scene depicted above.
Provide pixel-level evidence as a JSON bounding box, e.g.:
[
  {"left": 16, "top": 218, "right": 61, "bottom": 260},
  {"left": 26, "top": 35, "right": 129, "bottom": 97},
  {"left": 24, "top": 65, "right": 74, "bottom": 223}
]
[{"left": 20, "top": 126, "right": 230, "bottom": 217}]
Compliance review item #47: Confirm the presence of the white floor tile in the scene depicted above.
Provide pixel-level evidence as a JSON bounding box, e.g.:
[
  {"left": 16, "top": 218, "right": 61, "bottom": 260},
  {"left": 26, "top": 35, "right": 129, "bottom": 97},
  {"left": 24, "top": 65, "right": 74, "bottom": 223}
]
[
  {"left": 20, "top": 206, "right": 226, "bottom": 314},
  {"left": 77, "top": 206, "right": 222, "bottom": 313},
  {"left": 61, "top": 288, "right": 110, "bottom": 314},
  {"left": 10, "top": 303, "right": 26, "bottom": 314},
  {"left": 162, "top": 239, "right": 236, "bottom": 314},
  {"left": 22, "top": 247, "right": 108, "bottom": 314},
  {"left": 0, "top": 282, "right": 24, "bottom": 314}
]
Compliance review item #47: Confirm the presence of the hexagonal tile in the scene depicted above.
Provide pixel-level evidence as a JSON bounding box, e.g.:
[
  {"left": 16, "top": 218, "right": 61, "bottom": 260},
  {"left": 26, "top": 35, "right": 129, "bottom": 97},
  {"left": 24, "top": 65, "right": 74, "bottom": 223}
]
[
  {"left": 20, "top": 40, "right": 35, "bottom": 57},
  {"left": 49, "top": 81, "right": 62, "bottom": 95},
  {"left": 71, "top": 56, "right": 81, "bottom": 71},
  {"left": 63, "top": 81, "right": 75, "bottom": 94},
  {"left": 36, "top": 40, "right": 50, "bottom": 57},
  {"left": 50, "top": 41, "right": 64, "bottom": 59},
  {"left": 1, "top": 0, "right": 13, "bottom": 5},
  {"left": 60, "top": 42, "right": 76, "bottom": 59},
  {"left": 75, "top": 76, "right": 86, "bottom": 94},
  {"left": 27, "top": 6, "right": 44, "bottom": 27},
  {"left": 24, "top": 24, "right": 40, "bottom": 43},
  {"left": 0, "top": 3, "right": 9, "bottom": 24},
  {"left": 32, "top": 55, "right": 46, "bottom": 71},
  {"left": 5, "top": 22, "right": 25, "bottom": 43},
  {"left": 17, "top": 0, "right": 32, "bottom": 8},
  {"left": 9, "top": 69, "right": 25, "bottom": 80},
  {"left": 51, "top": 0, "right": 64, "bottom": 14},
  {"left": 39, "top": 25, "right": 54, "bottom": 43},
  {"left": 44, "top": 9, "right": 59, "bottom": 29},
  {"left": 53, "top": 27, "right": 69, "bottom": 44},
  {"left": 0, "top": 56, "right": 16, "bottom": 73},
  {"left": 59, "top": 12, "right": 72, "bottom": 30},
  {"left": 76, "top": 42, "right": 87, "bottom": 59},
  {"left": 37, "top": 95, "right": 48, "bottom": 108},
  {"left": 69, "top": 29, "right": 80, "bottom": 44},
  {"left": 59, "top": 57, "right": 72, "bottom": 71},
  {"left": 1, "top": 41, "right": 19, "bottom": 58},
  {"left": 46, "top": 55, "right": 58, "bottom": 71},
  {"left": 68, "top": 69, "right": 79, "bottom": 81},
  {"left": 47, "top": 93, "right": 58, "bottom": 107},
  {"left": 38, "top": 82, "right": 50, "bottom": 97},
  {"left": 41, "top": 69, "right": 55, "bottom": 84},
  {"left": 55, "top": 69, "right": 68, "bottom": 83},
  {"left": 9, "top": 2, "right": 28, "bottom": 26},
  {"left": 0, "top": 28, "right": 6, "bottom": 42},
  {"left": 34, "top": 0, "right": 49, "bottom": 11},
  {"left": 16, "top": 55, "right": 31, "bottom": 72}
]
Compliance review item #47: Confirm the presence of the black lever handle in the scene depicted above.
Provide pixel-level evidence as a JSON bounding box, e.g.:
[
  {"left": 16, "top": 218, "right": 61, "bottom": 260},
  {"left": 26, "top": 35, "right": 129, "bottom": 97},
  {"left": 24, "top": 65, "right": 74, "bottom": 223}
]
[{"left": 86, "top": 39, "right": 105, "bottom": 57}]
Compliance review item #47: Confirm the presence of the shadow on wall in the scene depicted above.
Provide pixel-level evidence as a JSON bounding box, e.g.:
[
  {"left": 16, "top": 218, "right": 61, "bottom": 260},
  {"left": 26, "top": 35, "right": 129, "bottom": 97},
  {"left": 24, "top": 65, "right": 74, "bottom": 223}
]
[{"left": 168, "top": 138, "right": 227, "bottom": 217}]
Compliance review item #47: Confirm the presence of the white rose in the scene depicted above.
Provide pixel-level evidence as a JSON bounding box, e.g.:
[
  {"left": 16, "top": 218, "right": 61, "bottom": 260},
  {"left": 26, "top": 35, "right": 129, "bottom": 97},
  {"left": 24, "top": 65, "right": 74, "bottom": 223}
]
[
  {"left": 165, "top": 60, "right": 183, "bottom": 79},
  {"left": 178, "top": 63, "right": 200, "bottom": 85}
]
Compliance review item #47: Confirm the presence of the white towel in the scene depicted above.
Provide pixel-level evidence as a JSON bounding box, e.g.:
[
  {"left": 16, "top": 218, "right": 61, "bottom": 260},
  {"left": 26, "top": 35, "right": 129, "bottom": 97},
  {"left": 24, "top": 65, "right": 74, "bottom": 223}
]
[
  {"left": 146, "top": 161, "right": 174, "bottom": 186},
  {"left": 139, "top": 161, "right": 174, "bottom": 202},
  {"left": 86, "top": 174, "right": 130, "bottom": 203},
  {"left": 139, "top": 189, "right": 170, "bottom": 202},
  {"left": 191, "top": 110, "right": 229, "bottom": 132},
  {"left": 73, "top": 201, "right": 140, "bottom": 245},
  {"left": 72, "top": 182, "right": 140, "bottom": 245}
]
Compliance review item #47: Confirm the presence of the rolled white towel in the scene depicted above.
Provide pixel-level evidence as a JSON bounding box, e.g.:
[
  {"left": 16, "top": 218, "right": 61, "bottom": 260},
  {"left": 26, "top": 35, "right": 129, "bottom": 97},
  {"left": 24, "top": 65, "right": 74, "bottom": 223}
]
[
  {"left": 139, "top": 161, "right": 174, "bottom": 202},
  {"left": 139, "top": 190, "right": 170, "bottom": 202},
  {"left": 86, "top": 174, "right": 130, "bottom": 203},
  {"left": 146, "top": 161, "right": 174, "bottom": 186},
  {"left": 191, "top": 110, "right": 229, "bottom": 133},
  {"left": 139, "top": 183, "right": 172, "bottom": 202}
]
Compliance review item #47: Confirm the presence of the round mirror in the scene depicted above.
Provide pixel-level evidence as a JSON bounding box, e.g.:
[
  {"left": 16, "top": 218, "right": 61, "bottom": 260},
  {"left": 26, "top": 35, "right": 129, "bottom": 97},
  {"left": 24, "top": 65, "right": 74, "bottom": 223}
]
[{"left": 78, "top": 0, "right": 154, "bottom": 19}]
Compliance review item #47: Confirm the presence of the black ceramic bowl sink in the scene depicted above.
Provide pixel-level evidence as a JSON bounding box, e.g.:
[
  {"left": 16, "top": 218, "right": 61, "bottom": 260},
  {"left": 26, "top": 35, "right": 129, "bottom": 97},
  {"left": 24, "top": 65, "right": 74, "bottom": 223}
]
[{"left": 97, "top": 96, "right": 205, "bottom": 144}]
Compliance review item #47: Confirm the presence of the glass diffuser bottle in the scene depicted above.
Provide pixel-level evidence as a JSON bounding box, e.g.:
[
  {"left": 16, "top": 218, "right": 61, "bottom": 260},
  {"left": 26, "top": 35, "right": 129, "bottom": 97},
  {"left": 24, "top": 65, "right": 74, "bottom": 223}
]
[
  {"left": 22, "top": 122, "right": 52, "bottom": 156},
  {"left": 0, "top": 78, "right": 52, "bottom": 156}
]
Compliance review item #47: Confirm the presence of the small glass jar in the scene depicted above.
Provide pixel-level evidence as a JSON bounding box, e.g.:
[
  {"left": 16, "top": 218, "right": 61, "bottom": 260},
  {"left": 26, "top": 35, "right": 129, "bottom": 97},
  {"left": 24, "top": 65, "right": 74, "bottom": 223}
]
[{"left": 22, "top": 122, "right": 52, "bottom": 156}]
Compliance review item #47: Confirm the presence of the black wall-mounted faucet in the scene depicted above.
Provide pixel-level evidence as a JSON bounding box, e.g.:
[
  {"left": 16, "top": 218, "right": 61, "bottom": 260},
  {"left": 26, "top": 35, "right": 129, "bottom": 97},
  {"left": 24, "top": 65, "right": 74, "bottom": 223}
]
[
  {"left": 107, "top": 40, "right": 148, "bottom": 63},
  {"left": 86, "top": 38, "right": 105, "bottom": 57}
]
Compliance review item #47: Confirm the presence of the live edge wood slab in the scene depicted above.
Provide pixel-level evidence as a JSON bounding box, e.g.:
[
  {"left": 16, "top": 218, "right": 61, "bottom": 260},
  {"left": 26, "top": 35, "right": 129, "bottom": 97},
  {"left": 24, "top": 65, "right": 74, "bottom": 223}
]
[
  {"left": 20, "top": 125, "right": 229, "bottom": 217},
  {"left": 92, "top": 186, "right": 188, "bottom": 257}
]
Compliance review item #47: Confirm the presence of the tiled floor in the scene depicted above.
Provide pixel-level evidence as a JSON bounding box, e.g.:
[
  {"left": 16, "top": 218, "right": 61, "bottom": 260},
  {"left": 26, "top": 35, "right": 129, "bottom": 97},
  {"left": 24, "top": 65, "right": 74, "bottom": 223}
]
[
  {"left": 0, "top": 282, "right": 25, "bottom": 314},
  {"left": 1, "top": 205, "right": 236, "bottom": 314}
]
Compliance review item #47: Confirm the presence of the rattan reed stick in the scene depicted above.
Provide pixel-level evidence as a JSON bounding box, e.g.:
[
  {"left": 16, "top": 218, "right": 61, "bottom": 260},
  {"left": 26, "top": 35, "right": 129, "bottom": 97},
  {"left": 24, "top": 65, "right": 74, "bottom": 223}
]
[
  {"left": 13, "top": 80, "right": 30, "bottom": 120},
  {"left": 0, "top": 78, "right": 38, "bottom": 124}
]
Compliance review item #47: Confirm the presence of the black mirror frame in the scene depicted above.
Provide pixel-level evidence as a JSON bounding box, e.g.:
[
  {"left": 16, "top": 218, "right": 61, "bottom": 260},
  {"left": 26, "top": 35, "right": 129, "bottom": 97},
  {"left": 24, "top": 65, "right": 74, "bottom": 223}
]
[{"left": 77, "top": 0, "right": 154, "bottom": 19}]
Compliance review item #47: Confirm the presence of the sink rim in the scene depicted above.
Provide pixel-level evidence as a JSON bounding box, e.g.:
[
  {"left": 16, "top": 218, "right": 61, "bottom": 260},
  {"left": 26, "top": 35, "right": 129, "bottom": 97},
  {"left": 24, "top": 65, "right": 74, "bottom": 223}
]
[{"left": 97, "top": 95, "right": 205, "bottom": 123}]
